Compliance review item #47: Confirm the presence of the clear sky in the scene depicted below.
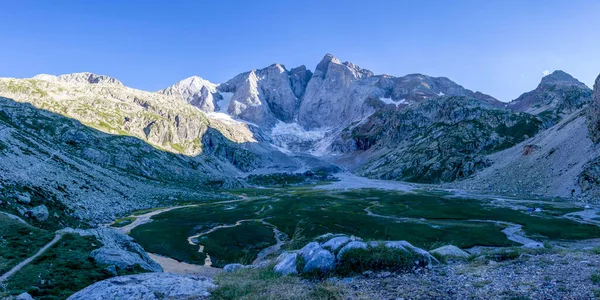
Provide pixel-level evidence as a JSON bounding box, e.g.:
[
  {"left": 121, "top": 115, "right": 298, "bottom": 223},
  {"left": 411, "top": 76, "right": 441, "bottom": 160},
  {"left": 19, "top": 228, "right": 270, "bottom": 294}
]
[{"left": 1, "top": 0, "right": 599, "bottom": 101}]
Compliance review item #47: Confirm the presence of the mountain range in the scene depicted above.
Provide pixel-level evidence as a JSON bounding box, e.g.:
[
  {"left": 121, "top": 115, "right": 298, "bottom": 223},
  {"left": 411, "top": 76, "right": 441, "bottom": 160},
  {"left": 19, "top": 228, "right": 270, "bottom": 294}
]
[{"left": 0, "top": 53, "right": 598, "bottom": 222}]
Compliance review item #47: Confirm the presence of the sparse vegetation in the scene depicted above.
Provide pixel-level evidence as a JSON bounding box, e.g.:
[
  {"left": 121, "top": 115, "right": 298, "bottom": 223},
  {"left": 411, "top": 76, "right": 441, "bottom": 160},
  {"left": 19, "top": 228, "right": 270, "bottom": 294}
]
[
  {"left": 111, "top": 216, "right": 136, "bottom": 228},
  {"left": 592, "top": 272, "right": 600, "bottom": 284},
  {"left": 211, "top": 265, "right": 354, "bottom": 300}
]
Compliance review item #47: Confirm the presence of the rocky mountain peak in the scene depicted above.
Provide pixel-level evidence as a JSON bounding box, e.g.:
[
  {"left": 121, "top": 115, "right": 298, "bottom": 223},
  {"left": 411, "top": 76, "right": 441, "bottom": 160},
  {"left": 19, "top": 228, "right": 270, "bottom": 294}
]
[
  {"left": 34, "top": 72, "right": 123, "bottom": 86},
  {"left": 158, "top": 76, "right": 219, "bottom": 112},
  {"left": 313, "top": 53, "right": 372, "bottom": 80},
  {"left": 509, "top": 70, "right": 592, "bottom": 115},
  {"left": 540, "top": 70, "right": 588, "bottom": 88}
]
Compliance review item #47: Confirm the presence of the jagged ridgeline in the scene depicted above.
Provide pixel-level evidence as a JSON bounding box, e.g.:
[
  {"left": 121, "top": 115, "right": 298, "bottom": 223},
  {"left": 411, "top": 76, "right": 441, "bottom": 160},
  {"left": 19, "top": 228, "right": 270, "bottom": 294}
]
[{"left": 1, "top": 55, "right": 599, "bottom": 208}]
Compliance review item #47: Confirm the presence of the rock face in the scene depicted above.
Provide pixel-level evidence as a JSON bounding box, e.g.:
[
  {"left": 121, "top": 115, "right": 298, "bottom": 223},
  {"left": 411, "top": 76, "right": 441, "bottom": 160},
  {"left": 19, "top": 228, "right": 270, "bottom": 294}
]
[
  {"left": 509, "top": 70, "right": 592, "bottom": 116},
  {"left": 333, "top": 96, "right": 543, "bottom": 183},
  {"left": 296, "top": 54, "right": 500, "bottom": 130},
  {"left": 217, "top": 64, "right": 310, "bottom": 126},
  {"left": 297, "top": 54, "right": 375, "bottom": 129},
  {"left": 587, "top": 73, "right": 600, "bottom": 142},
  {"left": 67, "top": 273, "right": 215, "bottom": 300}
]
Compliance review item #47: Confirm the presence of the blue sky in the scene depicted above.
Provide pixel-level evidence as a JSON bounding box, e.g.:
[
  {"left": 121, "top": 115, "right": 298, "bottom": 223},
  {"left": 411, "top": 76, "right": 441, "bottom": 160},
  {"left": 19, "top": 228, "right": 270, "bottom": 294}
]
[{"left": 1, "top": 0, "right": 599, "bottom": 101}]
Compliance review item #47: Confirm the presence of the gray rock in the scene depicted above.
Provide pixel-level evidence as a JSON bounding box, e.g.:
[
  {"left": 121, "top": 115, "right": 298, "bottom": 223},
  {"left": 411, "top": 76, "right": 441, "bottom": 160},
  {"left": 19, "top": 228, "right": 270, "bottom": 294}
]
[
  {"left": 322, "top": 236, "right": 352, "bottom": 252},
  {"left": 385, "top": 241, "right": 439, "bottom": 266},
  {"left": 368, "top": 241, "right": 380, "bottom": 248},
  {"left": 302, "top": 249, "right": 335, "bottom": 274},
  {"left": 17, "top": 193, "right": 31, "bottom": 204},
  {"left": 273, "top": 252, "right": 298, "bottom": 275},
  {"left": 588, "top": 73, "right": 600, "bottom": 142},
  {"left": 90, "top": 247, "right": 160, "bottom": 273},
  {"left": 63, "top": 227, "right": 163, "bottom": 273},
  {"left": 28, "top": 205, "right": 49, "bottom": 222},
  {"left": 337, "top": 241, "right": 368, "bottom": 260},
  {"left": 104, "top": 265, "right": 118, "bottom": 276},
  {"left": 429, "top": 245, "right": 470, "bottom": 259},
  {"left": 67, "top": 273, "right": 216, "bottom": 300},
  {"left": 223, "top": 263, "right": 245, "bottom": 273},
  {"left": 16, "top": 293, "right": 34, "bottom": 300},
  {"left": 299, "top": 241, "right": 322, "bottom": 261}
]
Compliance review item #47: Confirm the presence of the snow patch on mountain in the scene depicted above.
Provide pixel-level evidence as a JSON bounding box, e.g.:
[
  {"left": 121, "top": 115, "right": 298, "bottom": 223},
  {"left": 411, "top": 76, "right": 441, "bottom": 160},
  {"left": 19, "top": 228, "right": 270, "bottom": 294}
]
[
  {"left": 379, "top": 97, "right": 407, "bottom": 106},
  {"left": 217, "top": 92, "right": 234, "bottom": 113},
  {"left": 270, "top": 121, "right": 329, "bottom": 153}
]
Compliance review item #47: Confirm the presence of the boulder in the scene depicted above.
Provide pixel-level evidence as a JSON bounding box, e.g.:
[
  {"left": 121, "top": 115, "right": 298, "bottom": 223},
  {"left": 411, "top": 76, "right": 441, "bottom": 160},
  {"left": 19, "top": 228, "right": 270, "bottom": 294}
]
[
  {"left": 368, "top": 241, "right": 380, "bottom": 248},
  {"left": 273, "top": 252, "right": 298, "bottom": 275},
  {"left": 104, "top": 265, "right": 118, "bottom": 276},
  {"left": 429, "top": 245, "right": 470, "bottom": 259},
  {"left": 223, "top": 263, "right": 245, "bottom": 273},
  {"left": 16, "top": 293, "right": 34, "bottom": 300},
  {"left": 302, "top": 249, "right": 335, "bottom": 274},
  {"left": 61, "top": 227, "right": 163, "bottom": 273},
  {"left": 28, "top": 205, "right": 49, "bottom": 222},
  {"left": 385, "top": 241, "right": 439, "bottom": 266},
  {"left": 16, "top": 193, "right": 31, "bottom": 204},
  {"left": 337, "top": 241, "right": 368, "bottom": 260},
  {"left": 67, "top": 273, "right": 216, "bottom": 300},
  {"left": 90, "top": 247, "right": 161, "bottom": 272},
  {"left": 299, "top": 241, "right": 322, "bottom": 261},
  {"left": 321, "top": 236, "right": 351, "bottom": 253}
]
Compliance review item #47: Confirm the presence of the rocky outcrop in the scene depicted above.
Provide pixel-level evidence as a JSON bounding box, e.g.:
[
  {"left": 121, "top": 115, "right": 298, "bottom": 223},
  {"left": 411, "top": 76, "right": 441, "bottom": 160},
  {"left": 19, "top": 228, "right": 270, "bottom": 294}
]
[
  {"left": 429, "top": 245, "right": 470, "bottom": 259},
  {"left": 333, "top": 96, "right": 543, "bottom": 183},
  {"left": 217, "top": 64, "right": 304, "bottom": 126},
  {"left": 270, "top": 235, "right": 436, "bottom": 276},
  {"left": 67, "top": 273, "right": 216, "bottom": 300},
  {"left": 27, "top": 205, "right": 49, "bottom": 222},
  {"left": 297, "top": 54, "right": 376, "bottom": 130},
  {"left": 61, "top": 227, "right": 163, "bottom": 273},
  {"left": 587, "top": 73, "right": 600, "bottom": 142},
  {"left": 296, "top": 54, "right": 500, "bottom": 130},
  {"left": 509, "top": 70, "right": 592, "bottom": 116}
]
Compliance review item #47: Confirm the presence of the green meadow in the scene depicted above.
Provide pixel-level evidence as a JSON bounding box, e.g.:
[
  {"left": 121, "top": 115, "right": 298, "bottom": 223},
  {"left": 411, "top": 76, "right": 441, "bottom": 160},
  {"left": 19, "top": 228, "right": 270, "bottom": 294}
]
[{"left": 130, "top": 187, "right": 599, "bottom": 268}]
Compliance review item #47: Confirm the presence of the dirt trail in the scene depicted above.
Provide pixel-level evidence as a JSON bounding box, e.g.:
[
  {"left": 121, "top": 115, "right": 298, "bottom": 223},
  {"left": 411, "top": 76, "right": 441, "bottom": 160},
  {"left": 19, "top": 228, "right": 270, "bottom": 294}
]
[
  {"left": 147, "top": 253, "right": 221, "bottom": 278},
  {"left": 0, "top": 233, "right": 64, "bottom": 283},
  {"left": 115, "top": 205, "right": 196, "bottom": 234},
  {"left": 113, "top": 198, "right": 251, "bottom": 234}
]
